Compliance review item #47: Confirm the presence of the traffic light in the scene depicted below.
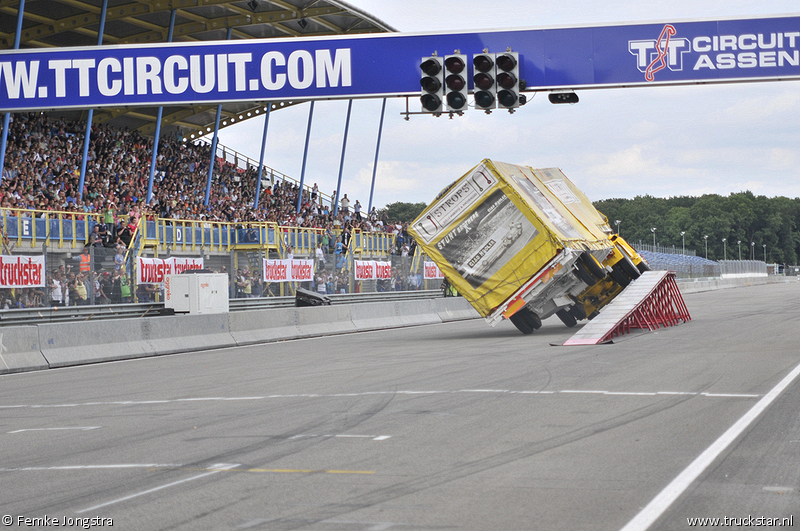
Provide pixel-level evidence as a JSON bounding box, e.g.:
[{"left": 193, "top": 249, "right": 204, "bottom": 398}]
[
  {"left": 420, "top": 56, "right": 444, "bottom": 113},
  {"left": 472, "top": 52, "right": 496, "bottom": 111},
  {"left": 495, "top": 52, "right": 521, "bottom": 109},
  {"left": 444, "top": 54, "right": 468, "bottom": 112}
]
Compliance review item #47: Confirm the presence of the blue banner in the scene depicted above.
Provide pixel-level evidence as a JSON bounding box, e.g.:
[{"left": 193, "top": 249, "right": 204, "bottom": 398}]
[{"left": 1, "top": 15, "right": 799, "bottom": 111}]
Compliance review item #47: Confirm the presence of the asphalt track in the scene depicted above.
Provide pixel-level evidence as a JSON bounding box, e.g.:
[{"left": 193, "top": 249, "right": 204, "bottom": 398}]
[{"left": 1, "top": 282, "right": 799, "bottom": 531}]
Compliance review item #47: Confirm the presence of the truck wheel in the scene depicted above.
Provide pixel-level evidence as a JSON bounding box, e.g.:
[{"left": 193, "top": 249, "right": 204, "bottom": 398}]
[
  {"left": 579, "top": 252, "right": 607, "bottom": 280},
  {"left": 637, "top": 261, "right": 651, "bottom": 274},
  {"left": 609, "top": 266, "right": 631, "bottom": 287},
  {"left": 556, "top": 308, "right": 578, "bottom": 328},
  {"left": 569, "top": 304, "right": 587, "bottom": 321},
  {"left": 618, "top": 255, "right": 641, "bottom": 281},
  {"left": 510, "top": 307, "right": 542, "bottom": 335},
  {"left": 574, "top": 261, "right": 598, "bottom": 286}
]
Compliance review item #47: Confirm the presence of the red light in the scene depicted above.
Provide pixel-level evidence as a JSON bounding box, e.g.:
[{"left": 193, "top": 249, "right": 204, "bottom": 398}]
[
  {"left": 446, "top": 74, "right": 465, "bottom": 91},
  {"left": 473, "top": 55, "right": 494, "bottom": 73},
  {"left": 474, "top": 73, "right": 494, "bottom": 90},
  {"left": 496, "top": 54, "right": 517, "bottom": 72},
  {"left": 420, "top": 58, "right": 441, "bottom": 77},
  {"left": 444, "top": 56, "right": 465, "bottom": 74},
  {"left": 497, "top": 72, "right": 517, "bottom": 90}
]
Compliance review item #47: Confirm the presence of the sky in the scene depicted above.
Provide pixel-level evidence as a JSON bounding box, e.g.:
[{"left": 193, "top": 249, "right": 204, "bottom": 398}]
[{"left": 207, "top": 1, "right": 800, "bottom": 210}]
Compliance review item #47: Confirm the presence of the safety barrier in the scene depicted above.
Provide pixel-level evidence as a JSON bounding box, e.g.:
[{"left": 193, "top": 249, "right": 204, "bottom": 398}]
[
  {"left": 676, "top": 274, "right": 794, "bottom": 295},
  {"left": 0, "top": 326, "right": 48, "bottom": 374},
  {"left": 1, "top": 297, "right": 479, "bottom": 375}
]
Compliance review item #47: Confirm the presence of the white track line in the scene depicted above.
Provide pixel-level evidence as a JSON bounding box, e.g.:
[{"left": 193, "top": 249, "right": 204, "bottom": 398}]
[
  {"left": 75, "top": 463, "right": 239, "bottom": 514},
  {"left": 620, "top": 359, "right": 800, "bottom": 531},
  {"left": 0, "top": 389, "right": 761, "bottom": 410},
  {"left": 7, "top": 427, "right": 100, "bottom": 434}
]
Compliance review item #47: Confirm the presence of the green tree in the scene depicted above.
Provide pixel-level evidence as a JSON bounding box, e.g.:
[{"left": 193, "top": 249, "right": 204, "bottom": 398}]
[{"left": 382, "top": 201, "right": 428, "bottom": 223}]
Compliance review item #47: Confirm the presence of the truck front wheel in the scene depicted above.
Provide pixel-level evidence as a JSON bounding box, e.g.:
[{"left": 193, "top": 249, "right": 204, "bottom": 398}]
[
  {"left": 510, "top": 307, "right": 542, "bottom": 335},
  {"left": 557, "top": 308, "right": 578, "bottom": 328}
]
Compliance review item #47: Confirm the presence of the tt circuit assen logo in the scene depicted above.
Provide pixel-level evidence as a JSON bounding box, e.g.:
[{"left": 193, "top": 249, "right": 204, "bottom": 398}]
[
  {"left": 629, "top": 23, "right": 800, "bottom": 81},
  {"left": 629, "top": 24, "right": 689, "bottom": 81}
]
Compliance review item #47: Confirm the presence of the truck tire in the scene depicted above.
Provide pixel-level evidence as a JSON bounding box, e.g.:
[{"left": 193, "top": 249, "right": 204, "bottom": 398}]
[
  {"left": 510, "top": 307, "right": 542, "bottom": 335},
  {"left": 569, "top": 304, "right": 587, "bottom": 321},
  {"left": 579, "top": 252, "right": 607, "bottom": 280},
  {"left": 618, "top": 255, "right": 641, "bottom": 281},
  {"left": 609, "top": 266, "right": 631, "bottom": 287},
  {"left": 637, "top": 261, "right": 651, "bottom": 274},
  {"left": 556, "top": 308, "right": 578, "bottom": 328},
  {"left": 574, "top": 261, "right": 598, "bottom": 287}
]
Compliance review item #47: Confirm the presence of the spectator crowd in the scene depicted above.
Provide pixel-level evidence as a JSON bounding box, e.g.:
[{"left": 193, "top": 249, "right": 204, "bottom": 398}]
[{"left": 0, "top": 112, "right": 419, "bottom": 309}]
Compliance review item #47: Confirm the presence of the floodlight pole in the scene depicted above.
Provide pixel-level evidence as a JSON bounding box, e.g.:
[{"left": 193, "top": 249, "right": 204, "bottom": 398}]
[{"left": 0, "top": 0, "right": 26, "bottom": 181}]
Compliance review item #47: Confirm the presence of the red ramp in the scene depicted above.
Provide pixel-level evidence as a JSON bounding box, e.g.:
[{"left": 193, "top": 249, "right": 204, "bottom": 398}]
[{"left": 563, "top": 271, "right": 690, "bottom": 346}]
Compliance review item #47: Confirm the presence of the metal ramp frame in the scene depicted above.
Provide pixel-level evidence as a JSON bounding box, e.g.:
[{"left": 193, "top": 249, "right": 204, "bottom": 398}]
[{"left": 563, "top": 271, "right": 691, "bottom": 345}]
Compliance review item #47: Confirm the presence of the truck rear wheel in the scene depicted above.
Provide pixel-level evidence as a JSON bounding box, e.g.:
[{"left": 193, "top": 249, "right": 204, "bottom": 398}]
[
  {"left": 609, "top": 266, "right": 631, "bottom": 287},
  {"left": 618, "top": 255, "right": 641, "bottom": 281},
  {"left": 637, "top": 261, "right": 651, "bottom": 273},
  {"left": 579, "top": 252, "right": 607, "bottom": 280},
  {"left": 509, "top": 307, "right": 542, "bottom": 335},
  {"left": 556, "top": 308, "right": 578, "bottom": 328},
  {"left": 574, "top": 261, "right": 598, "bottom": 286}
]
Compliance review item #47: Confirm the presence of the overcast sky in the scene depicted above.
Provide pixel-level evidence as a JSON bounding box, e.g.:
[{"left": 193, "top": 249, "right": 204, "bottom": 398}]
[{"left": 209, "top": 1, "right": 800, "bottom": 210}]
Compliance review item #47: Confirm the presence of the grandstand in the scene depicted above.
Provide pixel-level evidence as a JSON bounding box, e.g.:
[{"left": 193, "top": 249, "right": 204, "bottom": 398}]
[
  {"left": 0, "top": 1, "right": 434, "bottom": 308},
  {"left": 638, "top": 250, "right": 719, "bottom": 278}
]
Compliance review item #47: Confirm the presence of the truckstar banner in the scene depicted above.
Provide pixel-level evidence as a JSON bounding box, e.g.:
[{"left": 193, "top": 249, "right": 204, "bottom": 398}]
[
  {"left": 424, "top": 261, "right": 444, "bottom": 280},
  {"left": 2, "top": 15, "right": 800, "bottom": 111},
  {"left": 262, "top": 259, "right": 313, "bottom": 282},
  {"left": 354, "top": 260, "right": 392, "bottom": 281},
  {"left": 138, "top": 256, "right": 203, "bottom": 284},
  {"left": 0, "top": 255, "right": 45, "bottom": 288}
]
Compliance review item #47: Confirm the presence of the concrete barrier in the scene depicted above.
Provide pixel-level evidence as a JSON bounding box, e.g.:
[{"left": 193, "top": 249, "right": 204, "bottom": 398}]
[
  {"left": 39, "top": 320, "right": 152, "bottom": 368},
  {"left": 295, "top": 305, "right": 356, "bottom": 338},
  {"left": 350, "top": 300, "right": 441, "bottom": 332},
  {"left": 435, "top": 297, "right": 481, "bottom": 322},
  {"left": 677, "top": 275, "right": 794, "bottom": 294},
  {"left": 0, "top": 326, "right": 48, "bottom": 374},
  {"left": 144, "top": 313, "right": 234, "bottom": 356},
  {"left": 228, "top": 308, "right": 301, "bottom": 346}
]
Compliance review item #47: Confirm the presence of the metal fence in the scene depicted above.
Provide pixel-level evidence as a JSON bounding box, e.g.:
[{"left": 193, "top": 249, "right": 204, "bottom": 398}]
[{"left": 718, "top": 260, "right": 768, "bottom": 278}]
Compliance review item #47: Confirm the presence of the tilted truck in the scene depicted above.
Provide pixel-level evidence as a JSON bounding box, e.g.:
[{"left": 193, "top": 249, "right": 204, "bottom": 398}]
[{"left": 408, "top": 159, "right": 649, "bottom": 334}]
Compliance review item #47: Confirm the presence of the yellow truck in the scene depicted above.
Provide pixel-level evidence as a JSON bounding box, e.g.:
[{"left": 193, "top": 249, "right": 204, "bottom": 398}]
[{"left": 408, "top": 159, "right": 648, "bottom": 334}]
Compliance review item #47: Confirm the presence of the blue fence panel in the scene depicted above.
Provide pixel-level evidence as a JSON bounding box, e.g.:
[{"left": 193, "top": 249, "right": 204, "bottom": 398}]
[
  {"left": 5, "top": 216, "right": 19, "bottom": 239},
  {"left": 75, "top": 222, "right": 87, "bottom": 242}
]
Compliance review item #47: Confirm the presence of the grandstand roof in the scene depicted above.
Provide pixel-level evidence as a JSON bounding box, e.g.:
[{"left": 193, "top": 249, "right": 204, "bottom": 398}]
[{"left": 0, "top": 0, "right": 396, "bottom": 138}]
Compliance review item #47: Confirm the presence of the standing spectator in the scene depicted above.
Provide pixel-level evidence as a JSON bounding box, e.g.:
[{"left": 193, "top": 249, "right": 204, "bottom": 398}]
[
  {"left": 77, "top": 246, "right": 92, "bottom": 274},
  {"left": 119, "top": 273, "right": 132, "bottom": 303},
  {"left": 334, "top": 237, "right": 344, "bottom": 270},
  {"left": 340, "top": 193, "right": 350, "bottom": 214},
  {"left": 114, "top": 245, "right": 125, "bottom": 272},
  {"left": 48, "top": 272, "right": 63, "bottom": 307},
  {"left": 74, "top": 272, "right": 88, "bottom": 304},
  {"left": 100, "top": 272, "right": 113, "bottom": 303},
  {"left": 103, "top": 202, "right": 116, "bottom": 240},
  {"left": 315, "top": 242, "right": 325, "bottom": 271},
  {"left": 110, "top": 270, "right": 122, "bottom": 303},
  {"left": 353, "top": 200, "right": 362, "bottom": 221}
]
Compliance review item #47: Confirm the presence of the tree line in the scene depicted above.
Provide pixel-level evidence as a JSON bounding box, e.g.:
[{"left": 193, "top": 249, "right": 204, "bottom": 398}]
[
  {"left": 594, "top": 192, "right": 799, "bottom": 264},
  {"left": 385, "top": 191, "right": 800, "bottom": 264}
]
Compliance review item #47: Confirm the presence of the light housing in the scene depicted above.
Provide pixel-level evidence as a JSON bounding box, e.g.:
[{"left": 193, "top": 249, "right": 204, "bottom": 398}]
[
  {"left": 472, "top": 53, "right": 496, "bottom": 110},
  {"left": 420, "top": 56, "right": 445, "bottom": 113}
]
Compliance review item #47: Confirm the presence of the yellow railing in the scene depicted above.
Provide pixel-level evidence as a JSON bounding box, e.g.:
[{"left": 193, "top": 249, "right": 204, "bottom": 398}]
[{"left": 1, "top": 207, "right": 396, "bottom": 258}]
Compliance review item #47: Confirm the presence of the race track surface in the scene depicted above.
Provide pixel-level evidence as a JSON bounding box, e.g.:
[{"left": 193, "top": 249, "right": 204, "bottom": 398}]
[{"left": 1, "top": 282, "right": 799, "bottom": 531}]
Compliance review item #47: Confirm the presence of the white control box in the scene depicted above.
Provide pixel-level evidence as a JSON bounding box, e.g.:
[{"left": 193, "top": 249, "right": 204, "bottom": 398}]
[{"left": 164, "top": 273, "right": 229, "bottom": 314}]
